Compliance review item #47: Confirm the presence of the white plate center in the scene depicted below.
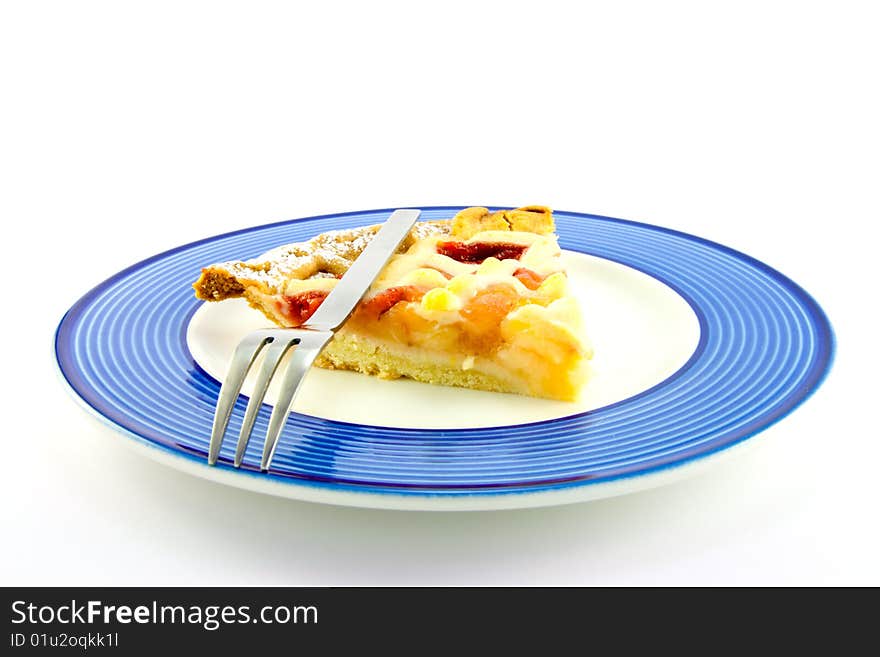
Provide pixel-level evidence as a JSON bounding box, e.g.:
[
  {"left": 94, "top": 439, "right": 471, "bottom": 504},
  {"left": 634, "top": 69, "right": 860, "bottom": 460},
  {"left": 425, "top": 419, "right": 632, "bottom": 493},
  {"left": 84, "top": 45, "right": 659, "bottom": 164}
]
[{"left": 187, "top": 251, "right": 700, "bottom": 429}]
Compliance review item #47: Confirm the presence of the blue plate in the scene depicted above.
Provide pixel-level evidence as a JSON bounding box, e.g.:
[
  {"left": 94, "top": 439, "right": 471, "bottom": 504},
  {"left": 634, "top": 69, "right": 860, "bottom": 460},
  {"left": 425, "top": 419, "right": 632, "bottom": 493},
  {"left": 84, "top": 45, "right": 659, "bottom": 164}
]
[{"left": 55, "top": 208, "right": 834, "bottom": 510}]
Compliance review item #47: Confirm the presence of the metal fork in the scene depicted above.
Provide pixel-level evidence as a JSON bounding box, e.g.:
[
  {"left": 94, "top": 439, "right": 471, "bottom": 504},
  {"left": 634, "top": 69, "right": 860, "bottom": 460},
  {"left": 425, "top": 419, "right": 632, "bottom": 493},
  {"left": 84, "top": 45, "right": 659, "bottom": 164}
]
[{"left": 207, "top": 209, "right": 421, "bottom": 471}]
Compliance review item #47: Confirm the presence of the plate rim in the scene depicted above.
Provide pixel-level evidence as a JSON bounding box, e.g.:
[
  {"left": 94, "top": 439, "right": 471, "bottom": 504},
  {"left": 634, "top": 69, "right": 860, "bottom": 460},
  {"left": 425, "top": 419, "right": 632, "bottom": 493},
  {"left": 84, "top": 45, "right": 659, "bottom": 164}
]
[{"left": 54, "top": 206, "right": 836, "bottom": 508}]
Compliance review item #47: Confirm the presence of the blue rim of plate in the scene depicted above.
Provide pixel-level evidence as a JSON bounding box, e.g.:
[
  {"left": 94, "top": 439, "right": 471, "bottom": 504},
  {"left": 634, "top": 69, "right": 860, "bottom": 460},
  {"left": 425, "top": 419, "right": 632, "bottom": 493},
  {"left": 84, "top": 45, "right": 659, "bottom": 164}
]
[{"left": 55, "top": 207, "right": 834, "bottom": 498}]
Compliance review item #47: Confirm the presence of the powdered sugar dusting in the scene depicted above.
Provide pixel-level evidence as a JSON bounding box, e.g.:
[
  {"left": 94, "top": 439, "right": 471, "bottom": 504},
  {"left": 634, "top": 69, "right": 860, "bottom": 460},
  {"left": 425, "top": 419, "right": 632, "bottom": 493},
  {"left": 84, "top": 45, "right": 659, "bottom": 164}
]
[{"left": 210, "top": 220, "right": 450, "bottom": 292}]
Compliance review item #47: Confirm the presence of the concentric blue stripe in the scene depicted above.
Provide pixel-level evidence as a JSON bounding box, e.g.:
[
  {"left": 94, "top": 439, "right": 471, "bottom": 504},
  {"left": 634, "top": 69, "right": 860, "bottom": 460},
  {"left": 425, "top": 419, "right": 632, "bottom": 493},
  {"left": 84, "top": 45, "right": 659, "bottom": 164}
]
[{"left": 54, "top": 207, "right": 834, "bottom": 496}]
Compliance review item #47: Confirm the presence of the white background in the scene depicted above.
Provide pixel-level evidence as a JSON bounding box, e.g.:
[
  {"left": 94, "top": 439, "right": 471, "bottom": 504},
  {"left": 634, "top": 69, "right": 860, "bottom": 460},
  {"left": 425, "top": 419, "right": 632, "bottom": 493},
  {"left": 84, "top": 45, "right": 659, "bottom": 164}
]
[{"left": 2, "top": 1, "right": 877, "bottom": 585}]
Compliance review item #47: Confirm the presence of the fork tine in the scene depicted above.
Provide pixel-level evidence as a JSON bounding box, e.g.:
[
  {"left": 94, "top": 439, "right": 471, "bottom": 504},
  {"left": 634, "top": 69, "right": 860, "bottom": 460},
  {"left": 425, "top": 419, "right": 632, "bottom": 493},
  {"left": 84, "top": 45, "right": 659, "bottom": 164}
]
[
  {"left": 260, "top": 331, "right": 333, "bottom": 471},
  {"left": 207, "top": 332, "right": 273, "bottom": 465},
  {"left": 233, "top": 336, "right": 301, "bottom": 467}
]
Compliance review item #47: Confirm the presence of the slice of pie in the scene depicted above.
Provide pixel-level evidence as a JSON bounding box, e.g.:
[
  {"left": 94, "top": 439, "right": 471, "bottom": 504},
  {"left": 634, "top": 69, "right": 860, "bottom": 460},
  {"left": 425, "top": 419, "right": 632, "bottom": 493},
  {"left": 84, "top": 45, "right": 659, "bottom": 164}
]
[{"left": 193, "top": 206, "right": 592, "bottom": 401}]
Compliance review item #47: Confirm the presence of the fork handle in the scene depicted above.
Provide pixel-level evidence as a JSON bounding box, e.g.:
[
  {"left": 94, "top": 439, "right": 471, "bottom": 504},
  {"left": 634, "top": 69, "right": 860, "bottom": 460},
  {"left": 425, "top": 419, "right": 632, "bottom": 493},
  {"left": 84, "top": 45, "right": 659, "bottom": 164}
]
[{"left": 260, "top": 330, "right": 334, "bottom": 471}]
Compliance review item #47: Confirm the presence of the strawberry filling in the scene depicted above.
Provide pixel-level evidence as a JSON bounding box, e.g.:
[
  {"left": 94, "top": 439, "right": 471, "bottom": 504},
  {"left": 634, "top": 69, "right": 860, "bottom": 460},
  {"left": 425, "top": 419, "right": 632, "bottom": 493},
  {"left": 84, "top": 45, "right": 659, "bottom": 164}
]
[
  {"left": 278, "top": 290, "right": 329, "bottom": 326},
  {"left": 436, "top": 241, "right": 527, "bottom": 263},
  {"left": 360, "top": 285, "right": 425, "bottom": 318}
]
